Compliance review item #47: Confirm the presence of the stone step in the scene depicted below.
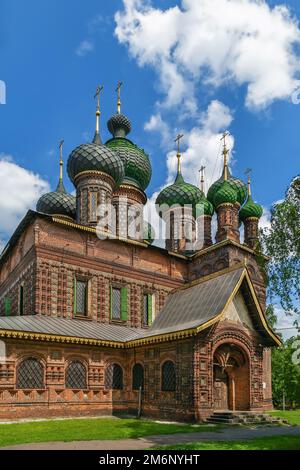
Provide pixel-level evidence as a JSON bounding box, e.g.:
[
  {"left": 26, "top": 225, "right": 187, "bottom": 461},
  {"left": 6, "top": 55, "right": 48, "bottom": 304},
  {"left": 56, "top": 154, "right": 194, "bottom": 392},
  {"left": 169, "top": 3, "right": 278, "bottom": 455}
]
[{"left": 205, "top": 411, "right": 286, "bottom": 425}]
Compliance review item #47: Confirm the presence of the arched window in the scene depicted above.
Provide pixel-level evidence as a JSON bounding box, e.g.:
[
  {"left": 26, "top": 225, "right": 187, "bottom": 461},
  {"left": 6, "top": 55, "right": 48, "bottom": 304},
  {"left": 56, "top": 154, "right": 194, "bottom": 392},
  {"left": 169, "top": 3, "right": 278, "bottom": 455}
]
[
  {"left": 17, "top": 357, "right": 44, "bottom": 389},
  {"left": 66, "top": 361, "right": 87, "bottom": 389},
  {"left": 161, "top": 360, "right": 176, "bottom": 392},
  {"left": 105, "top": 363, "right": 123, "bottom": 390},
  {"left": 132, "top": 364, "right": 144, "bottom": 391}
]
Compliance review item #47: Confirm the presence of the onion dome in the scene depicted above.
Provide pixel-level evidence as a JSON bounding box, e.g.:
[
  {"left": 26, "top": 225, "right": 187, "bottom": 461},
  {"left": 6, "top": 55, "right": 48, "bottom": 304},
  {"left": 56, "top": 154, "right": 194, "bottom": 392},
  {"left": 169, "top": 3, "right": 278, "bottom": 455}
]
[
  {"left": 213, "top": 180, "right": 237, "bottom": 208},
  {"left": 36, "top": 141, "right": 76, "bottom": 219},
  {"left": 207, "top": 168, "right": 247, "bottom": 208},
  {"left": 67, "top": 143, "right": 124, "bottom": 186},
  {"left": 105, "top": 82, "right": 152, "bottom": 191},
  {"left": 239, "top": 176, "right": 263, "bottom": 221},
  {"left": 156, "top": 137, "right": 203, "bottom": 215},
  {"left": 143, "top": 221, "right": 155, "bottom": 244},
  {"left": 106, "top": 138, "right": 151, "bottom": 191},
  {"left": 207, "top": 132, "right": 247, "bottom": 208},
  {"left": 156, "top": 172, "right": 203, "bottom": 211},
  {"left": 67, "top": 85, "right": 124, "bottom": 186},
  {"left": 107, "top": 113, "right": 131, "bottom": 138}
]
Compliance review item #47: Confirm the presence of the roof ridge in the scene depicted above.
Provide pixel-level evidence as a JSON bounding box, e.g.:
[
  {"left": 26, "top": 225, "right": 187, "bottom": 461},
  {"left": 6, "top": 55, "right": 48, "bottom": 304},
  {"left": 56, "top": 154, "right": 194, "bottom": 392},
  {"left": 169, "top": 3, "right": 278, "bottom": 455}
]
[{"left": 175, "top": 262, "right": 246, "bottom": 293}]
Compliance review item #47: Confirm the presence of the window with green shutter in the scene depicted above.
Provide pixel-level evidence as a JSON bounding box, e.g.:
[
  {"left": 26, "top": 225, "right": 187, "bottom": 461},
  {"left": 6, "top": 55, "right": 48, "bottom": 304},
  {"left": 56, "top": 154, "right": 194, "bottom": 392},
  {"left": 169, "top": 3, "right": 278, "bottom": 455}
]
[
  {"left": 142, "top": 293, "right": 153, "bottom": 326},
  {"left": 4, "top": 298, "right": 11, "bottom": 317}
]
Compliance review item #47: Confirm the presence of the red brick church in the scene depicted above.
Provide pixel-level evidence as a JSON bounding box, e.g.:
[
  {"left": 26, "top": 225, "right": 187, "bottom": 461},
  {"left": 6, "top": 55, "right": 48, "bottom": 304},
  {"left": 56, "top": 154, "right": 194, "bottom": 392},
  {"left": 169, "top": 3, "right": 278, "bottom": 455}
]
[{"left": 0, "top": 87, "right": 280, "bottom": 421}]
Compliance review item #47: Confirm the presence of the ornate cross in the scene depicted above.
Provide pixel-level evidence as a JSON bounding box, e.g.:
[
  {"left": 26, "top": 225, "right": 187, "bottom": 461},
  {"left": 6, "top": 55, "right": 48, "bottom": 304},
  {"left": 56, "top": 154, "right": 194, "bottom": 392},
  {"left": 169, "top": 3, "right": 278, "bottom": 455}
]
[
  {"left": 199, "top": 165, "right": 206, "bottom": 192},
  {"left": 175, "top": 133, "right": 184, "bottom": 155},
  {"left": 94, "top": 85, "right": 104, "bottom": 110}
]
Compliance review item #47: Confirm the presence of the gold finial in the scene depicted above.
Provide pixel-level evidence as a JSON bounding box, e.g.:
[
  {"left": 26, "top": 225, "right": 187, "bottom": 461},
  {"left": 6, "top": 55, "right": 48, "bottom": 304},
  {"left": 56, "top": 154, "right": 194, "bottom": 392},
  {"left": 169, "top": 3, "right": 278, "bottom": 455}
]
[
  {"left": 94, "top": 85, "right": 104, "bottom": 133},
  {"left": 175, "top": 133, "right": 184, "bottom": 174},
  {"left": 59, "top": 140, "right": 64, "bottom": 182},
  {"left": 220, "top": 131, "right": 230, "bottom": 181},
  {"left": 199, "top": 165, "right": 205, "bottom": 193},
  {"left": 245, "top": 168, "right": 252, "bottom": 196},
  {"left": 116, "top": 81, "right": 123, "bottom": 114}
]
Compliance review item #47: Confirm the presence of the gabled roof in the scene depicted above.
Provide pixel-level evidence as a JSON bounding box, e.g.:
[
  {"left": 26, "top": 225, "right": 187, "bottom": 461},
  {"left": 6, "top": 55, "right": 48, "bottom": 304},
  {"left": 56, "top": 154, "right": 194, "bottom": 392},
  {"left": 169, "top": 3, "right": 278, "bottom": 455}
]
[
  {"left": 142, "top": 266, "right": 281, "bottom": 346},
  {"left": 0, "top": 266, "right": 281, "bottom": 347}
]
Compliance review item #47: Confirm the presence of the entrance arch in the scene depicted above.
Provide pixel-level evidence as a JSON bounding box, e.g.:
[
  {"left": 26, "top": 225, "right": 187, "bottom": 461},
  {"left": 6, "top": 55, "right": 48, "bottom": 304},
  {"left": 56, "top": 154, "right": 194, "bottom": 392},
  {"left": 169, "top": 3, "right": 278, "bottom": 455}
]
[{"left": 213, "top": 343, "right": 250, "bottom": 411}]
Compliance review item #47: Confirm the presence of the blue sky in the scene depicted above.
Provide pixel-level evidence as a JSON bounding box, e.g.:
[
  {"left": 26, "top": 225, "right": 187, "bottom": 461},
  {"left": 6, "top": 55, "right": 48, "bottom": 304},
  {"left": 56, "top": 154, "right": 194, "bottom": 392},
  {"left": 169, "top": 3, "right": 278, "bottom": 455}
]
[{"left": 1, "top": 0, "right": 300, "bottom": 334}]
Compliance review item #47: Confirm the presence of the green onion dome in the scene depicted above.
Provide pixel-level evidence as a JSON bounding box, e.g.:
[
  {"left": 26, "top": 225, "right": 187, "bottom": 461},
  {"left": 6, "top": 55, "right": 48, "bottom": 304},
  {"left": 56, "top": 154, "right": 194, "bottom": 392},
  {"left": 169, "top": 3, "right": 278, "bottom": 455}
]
[
  {"left": 239, "top": 194, "right": 263, "bottom": 221},
  {"left": 67, "top": 142, "right": 124, "bottom": 186},
  {"left": 213, "top": 180, "right": 238, "bottom": 208},
  {"left": 207, "top": 168, "right": 247, "bottom": 208},
  {"left": 36, "top": 180, "right": 76, "bottom": 219},
  {"left": 143, "top": 221, "right": 155, "bottom": 244},
  {"left": 156, "top": 173, "right": 203, "bottom": 215},
  {"left": 106, "top": 113, "right": 152, "bottom": 191},
  {"left": 106, "top": 138, "right": 152, "bottom": 191}
]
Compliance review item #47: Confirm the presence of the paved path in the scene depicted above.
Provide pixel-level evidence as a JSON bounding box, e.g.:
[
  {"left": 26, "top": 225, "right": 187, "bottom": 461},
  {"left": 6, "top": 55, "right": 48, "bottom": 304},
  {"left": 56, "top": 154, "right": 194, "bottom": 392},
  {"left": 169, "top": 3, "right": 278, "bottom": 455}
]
[{"left": 2, "top": 426, "right": 300, "bottom": 450}]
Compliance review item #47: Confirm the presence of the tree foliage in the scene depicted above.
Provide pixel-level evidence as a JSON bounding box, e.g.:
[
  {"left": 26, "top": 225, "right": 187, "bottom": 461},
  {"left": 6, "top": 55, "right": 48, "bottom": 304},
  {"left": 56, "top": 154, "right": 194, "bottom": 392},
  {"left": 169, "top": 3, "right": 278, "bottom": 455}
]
[
  {"left": 271, "top": 337, "right": 300, "bottom": 409},
  {"left": 261, "top": 176, "right": 300, "bottom": 315}
]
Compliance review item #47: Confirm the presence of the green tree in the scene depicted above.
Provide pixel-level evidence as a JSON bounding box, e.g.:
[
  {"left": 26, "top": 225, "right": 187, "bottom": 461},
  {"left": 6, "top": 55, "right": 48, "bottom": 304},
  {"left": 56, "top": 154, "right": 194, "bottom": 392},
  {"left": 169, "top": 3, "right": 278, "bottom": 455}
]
[
  {"left": 261, "top": 175, "right": 300, "bottom": 316},
  {"left": 271, "top": 337, "right": 300, "bottom": 409}
]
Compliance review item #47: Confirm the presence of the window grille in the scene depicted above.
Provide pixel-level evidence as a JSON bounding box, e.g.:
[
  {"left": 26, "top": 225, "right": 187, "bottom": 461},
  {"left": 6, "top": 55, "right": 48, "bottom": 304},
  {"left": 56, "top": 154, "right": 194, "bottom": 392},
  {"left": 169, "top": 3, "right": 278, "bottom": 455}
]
[
  {"left": 19, "top": 285, "right": 24, "bottom": 316},
  {"left": 143, "top": 294, "right": 149, "bottom": 326},
  {"left": 76, "top": 280, "right": 87, "bottom": 316},
  {"left": 105, "top": 363, "right": 123, "bottom": 390},
  {"left": 66, "top": 361, "right": 87, "bottom": 389},
  {"left": 132, "top": 364, "right": 144, "bottom": 390},
  {"left": 111, "top": 288, "right": 121, "bottom": 320},
  {"left": 90, "top": 191, "right": 98, "bottom": 222},
  {"left": 162, "top": 361, "right": 176, "bottom": 391},
  {"left": 17, "top": 358, "right": 44, "bottom": 389}
]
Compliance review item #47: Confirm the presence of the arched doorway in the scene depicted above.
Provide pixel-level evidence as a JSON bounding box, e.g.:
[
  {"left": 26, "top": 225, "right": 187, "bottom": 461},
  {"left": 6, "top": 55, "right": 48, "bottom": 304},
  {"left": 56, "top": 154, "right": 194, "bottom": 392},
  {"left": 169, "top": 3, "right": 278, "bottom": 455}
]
[{"left": 213, "top": 343, "right": 250, "bottom": 411}]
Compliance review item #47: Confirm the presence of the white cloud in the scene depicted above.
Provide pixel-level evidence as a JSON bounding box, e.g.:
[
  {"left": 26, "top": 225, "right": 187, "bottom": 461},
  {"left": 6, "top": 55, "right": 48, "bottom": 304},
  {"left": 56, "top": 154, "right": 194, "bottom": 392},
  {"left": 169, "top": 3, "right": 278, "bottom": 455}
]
[
  {"left": 75, "top": 40, "right": 94, "bottom": 57},
  {"left": 144, "top": 113, "right": 171, "bottom": 147},
  {"left": 0, "top": 155, "right": 49, "bottom": 250},
  {"left": 115, "top": 0, "right": 300, "bottom": 110}
]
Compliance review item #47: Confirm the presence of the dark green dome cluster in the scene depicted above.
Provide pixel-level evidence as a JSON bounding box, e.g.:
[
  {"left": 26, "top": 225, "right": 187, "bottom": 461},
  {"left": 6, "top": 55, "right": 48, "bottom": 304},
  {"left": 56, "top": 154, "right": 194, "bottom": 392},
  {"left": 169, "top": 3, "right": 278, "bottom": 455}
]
[
  {"left": 67, "top": 143, "right": 124, "bottom": 186},
  {"left": 207, "top": 168, "right": 247, "bottom": 208},
  {"left": 240, "top": 195, "right": 263, "bottom": 220},
  {"left": 36, "top": 180, "right": 76, "bottom": 219},
  {"left": 106, "top": 138, "right": 152, "bottom": 191}
]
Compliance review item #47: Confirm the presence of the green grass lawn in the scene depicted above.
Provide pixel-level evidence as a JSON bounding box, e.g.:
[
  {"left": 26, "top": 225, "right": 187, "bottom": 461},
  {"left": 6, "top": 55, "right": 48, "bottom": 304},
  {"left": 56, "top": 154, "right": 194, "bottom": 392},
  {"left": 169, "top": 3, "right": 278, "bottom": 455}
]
[
  {"left": 153, "top": 435, "right": 300, "bottom": 450},
  {"left": 268, "top": 410, "right": 300, "bottom": 426},
  {"left": 0, "top": 418, "right": 219, "bottom": 448}
]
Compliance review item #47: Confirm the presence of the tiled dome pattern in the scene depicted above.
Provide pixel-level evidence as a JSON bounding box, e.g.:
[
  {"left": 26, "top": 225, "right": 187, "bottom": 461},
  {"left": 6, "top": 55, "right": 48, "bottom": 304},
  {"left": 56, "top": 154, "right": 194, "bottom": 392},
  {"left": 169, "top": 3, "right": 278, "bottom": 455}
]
[
  {"left": 67, "top": 143, "right": 124, "bottom": 186},
  {"left": 106, "top": 138, "right": 152, "bottom": 191}
]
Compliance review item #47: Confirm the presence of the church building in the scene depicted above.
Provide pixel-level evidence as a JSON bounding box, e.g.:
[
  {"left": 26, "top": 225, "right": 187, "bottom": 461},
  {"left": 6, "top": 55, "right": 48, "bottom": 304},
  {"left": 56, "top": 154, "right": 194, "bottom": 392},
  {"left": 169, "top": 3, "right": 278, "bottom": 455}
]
[{"left": 0, "top": 85, "right": 281, "bottom": 421}]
